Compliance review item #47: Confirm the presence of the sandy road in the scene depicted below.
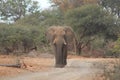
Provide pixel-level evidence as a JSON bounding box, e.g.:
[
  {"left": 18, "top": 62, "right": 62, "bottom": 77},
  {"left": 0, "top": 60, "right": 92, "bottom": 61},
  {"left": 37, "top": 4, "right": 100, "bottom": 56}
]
[{"left": 1, "top": 59, "right": 102, "bottom": 80}]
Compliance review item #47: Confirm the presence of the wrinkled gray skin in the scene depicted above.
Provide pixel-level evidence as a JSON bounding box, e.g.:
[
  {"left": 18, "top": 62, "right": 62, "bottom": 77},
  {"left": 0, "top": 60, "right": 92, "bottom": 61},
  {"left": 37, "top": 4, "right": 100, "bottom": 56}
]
[{"left": 46, "top": 26, "right": 76, "bottom": 68}]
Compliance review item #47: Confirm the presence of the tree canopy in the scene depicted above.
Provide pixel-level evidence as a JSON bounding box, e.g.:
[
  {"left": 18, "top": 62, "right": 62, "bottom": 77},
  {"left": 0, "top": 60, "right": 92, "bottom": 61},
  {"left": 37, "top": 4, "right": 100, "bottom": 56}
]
[
  {"left": 50, "top": 0, "right": 98, "bottom": 12},
  {"left": 65, "top": 4, "right": 118, "bottom": 39},
  {"left": 0, "top": 0, "right": 40, "bottom": 22},
  {"left": 65, "top": 4, "right": 119, "bottom": 54},
  {"left": 100, "top": 0, "right": 120, "bottom": 18}
]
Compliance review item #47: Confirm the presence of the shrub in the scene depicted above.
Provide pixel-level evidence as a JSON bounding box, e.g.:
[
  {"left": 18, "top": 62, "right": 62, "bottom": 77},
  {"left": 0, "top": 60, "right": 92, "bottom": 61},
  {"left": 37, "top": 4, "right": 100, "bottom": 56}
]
[
  {"left": 0, "top": 23, "right": 46, "bottom": 54},
  {"left": 103, "top": 59, "right": 120, "bottom": 80}
]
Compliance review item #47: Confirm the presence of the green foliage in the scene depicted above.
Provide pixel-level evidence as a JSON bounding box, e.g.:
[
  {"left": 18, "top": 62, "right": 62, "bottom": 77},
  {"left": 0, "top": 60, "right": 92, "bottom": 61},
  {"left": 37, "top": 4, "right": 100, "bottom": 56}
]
[
  {"left": 0, "top": 11, "right": 48, "bottom": 53},
  {"left": 0, "top": 0, "right": 40, "bottom": 22},
  {"left": 112, "top": 37, "right": 120, "bottom": 56},
  {"left": 0, "top": 24, "right": 46, "bottom": 53},
  {"left": 16, "top": 9, "right": 64, "bottom": 27},
  {"left": 90, "top": 36, "right": 105, "bottom": 49},
  {"left": 16, "top": 12, "right": 41, "bottom": 26},
  {"left": 100, "top": 0, "right": 120, "bottom": 18},
  {"left": 39, "top": 9, "right": 64, "bottom": 26},
  {"left": 65, "top": 4, "right": 118, "bottom": 41}
]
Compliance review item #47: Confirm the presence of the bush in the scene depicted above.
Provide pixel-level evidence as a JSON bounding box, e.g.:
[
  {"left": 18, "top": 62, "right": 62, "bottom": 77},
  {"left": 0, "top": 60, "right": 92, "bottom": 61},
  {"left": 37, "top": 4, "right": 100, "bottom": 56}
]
[
  {"left": 93, "top": 58, "right": 120, "bottom": 80},
  {"left": 103, "top": 59, "right": 120, "bottom": 80},
  {"left": 0, "top": 23, "right": 46, "bottom": 54},
  {"left": 109, "top": 37, "right": 120, "bottom": 57}
]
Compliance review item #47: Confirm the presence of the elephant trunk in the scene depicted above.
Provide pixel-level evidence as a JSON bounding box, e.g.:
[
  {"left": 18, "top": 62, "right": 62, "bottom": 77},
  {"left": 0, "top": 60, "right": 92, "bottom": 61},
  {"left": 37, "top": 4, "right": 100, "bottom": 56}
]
[{"left": 54, "top": 39, "right": 67, "bottom": 68}]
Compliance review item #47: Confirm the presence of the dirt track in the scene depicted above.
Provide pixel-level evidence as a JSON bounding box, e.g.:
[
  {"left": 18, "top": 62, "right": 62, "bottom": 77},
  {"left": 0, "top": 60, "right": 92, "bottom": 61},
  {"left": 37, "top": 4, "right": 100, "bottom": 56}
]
[{"left": 1, "top": 58, "right": 106, "bottom": 80}]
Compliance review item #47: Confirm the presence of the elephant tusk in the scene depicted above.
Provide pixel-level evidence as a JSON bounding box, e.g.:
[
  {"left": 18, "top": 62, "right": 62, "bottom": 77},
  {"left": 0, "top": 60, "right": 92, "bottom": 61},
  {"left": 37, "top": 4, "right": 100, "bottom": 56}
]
[
  {"left": 63, "top": 39, "right": 67, "bottom": 45},
  {"left": 53, "top": 38, "right": 66, "bottom": 45},
  {"left": 53, "top": 39, "right": 56, "bottom": 44},
  {"left": 64, "top": 42, "right": 67, "bottom": 45}
]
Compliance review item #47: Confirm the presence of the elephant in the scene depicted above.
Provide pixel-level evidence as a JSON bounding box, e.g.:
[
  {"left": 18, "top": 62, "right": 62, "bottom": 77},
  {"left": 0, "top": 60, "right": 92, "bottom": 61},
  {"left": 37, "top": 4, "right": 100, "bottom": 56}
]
[{"left": 45, "top": 26, "right": 77, "bottom": 68}]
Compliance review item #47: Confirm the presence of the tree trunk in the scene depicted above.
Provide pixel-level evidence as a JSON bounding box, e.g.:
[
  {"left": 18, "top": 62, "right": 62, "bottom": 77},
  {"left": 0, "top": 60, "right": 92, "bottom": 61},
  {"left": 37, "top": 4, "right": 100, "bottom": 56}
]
[{"left": 76, "top": 42, "right": 82, "bottom": 55}]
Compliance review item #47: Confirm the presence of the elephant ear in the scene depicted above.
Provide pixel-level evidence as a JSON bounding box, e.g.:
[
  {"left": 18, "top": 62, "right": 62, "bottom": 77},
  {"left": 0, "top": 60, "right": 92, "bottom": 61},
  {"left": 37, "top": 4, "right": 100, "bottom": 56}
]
[
  {"left": 64, "top": 27, "right": 76, "bottom": 42},
  {"left": 45, "top": 26, "right": 56, "bottom": 43},
  {"left": 65, "top": 26, "right": 77, "bottom": 52}
]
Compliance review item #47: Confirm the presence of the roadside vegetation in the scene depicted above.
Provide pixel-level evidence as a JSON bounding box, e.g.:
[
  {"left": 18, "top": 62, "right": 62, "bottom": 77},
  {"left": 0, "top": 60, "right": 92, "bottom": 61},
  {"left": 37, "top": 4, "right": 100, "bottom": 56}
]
[{"left": 104, "top": 59, "right": 120, "bottom": 80}]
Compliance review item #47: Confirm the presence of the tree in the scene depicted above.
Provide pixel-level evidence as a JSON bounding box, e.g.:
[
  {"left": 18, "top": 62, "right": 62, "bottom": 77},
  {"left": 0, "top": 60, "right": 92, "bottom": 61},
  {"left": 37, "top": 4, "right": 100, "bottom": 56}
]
[
  {"left": 39, "top": 9, "right": 64, "bottom": 26},
  {"left": 0, "top": 0, "right": 40, "bottom": 22},
  {"left": 50, "top": 0, "right": 98, "bottom": 12},
  {"left": 16, "top": 8, "right": 64, "bottom": 27},
  {"left": 65, "top": 4, "right": 119, "bottom": 55},
  {"left": 0, "top": 11, "right": 48, "bottom": 53},
  {"left": 100, "top": 0, "right": 120, "bottom": 18},
  {"left": 0, "top": 22, "right": 44, "bottom": 53}
]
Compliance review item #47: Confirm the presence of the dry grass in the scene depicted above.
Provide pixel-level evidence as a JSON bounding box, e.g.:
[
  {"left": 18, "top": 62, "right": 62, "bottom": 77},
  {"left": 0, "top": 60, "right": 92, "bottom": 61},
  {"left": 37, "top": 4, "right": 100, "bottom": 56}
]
[
  {"left": 92, "top": 58, "right": 120, "bottom": 80},
  {"left": 0, "top": 55, "right": 53, "bottom": 77}
]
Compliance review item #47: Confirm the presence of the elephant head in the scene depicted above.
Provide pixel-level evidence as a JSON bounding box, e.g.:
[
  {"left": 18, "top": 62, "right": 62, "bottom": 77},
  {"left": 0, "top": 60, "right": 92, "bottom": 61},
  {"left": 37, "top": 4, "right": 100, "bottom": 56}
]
[{"left": 46, "top": 26, "right": 76, "bottom": 68}]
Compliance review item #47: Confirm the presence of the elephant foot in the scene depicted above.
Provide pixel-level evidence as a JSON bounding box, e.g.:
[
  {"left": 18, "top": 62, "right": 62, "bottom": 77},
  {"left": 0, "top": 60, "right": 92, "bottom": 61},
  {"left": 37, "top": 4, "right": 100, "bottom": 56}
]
[{"left": 55, "top": 64, "right": 65, "bottom": 68}]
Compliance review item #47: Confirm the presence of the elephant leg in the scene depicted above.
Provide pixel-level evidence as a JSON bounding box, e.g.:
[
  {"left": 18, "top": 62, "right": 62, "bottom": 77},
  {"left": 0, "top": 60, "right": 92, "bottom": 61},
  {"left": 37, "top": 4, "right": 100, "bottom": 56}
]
[
  {"left": 54, "top": 46, "right": 61, "bottom": 67},
  {"left": 54, "top": 45, "right": 66, "bottom": 68},
  {"left": 55, "top": 54, "right": 65, "bottom": 68},
  {"left": 62, "top": 45, "right": 67, "bottom": 65}
]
